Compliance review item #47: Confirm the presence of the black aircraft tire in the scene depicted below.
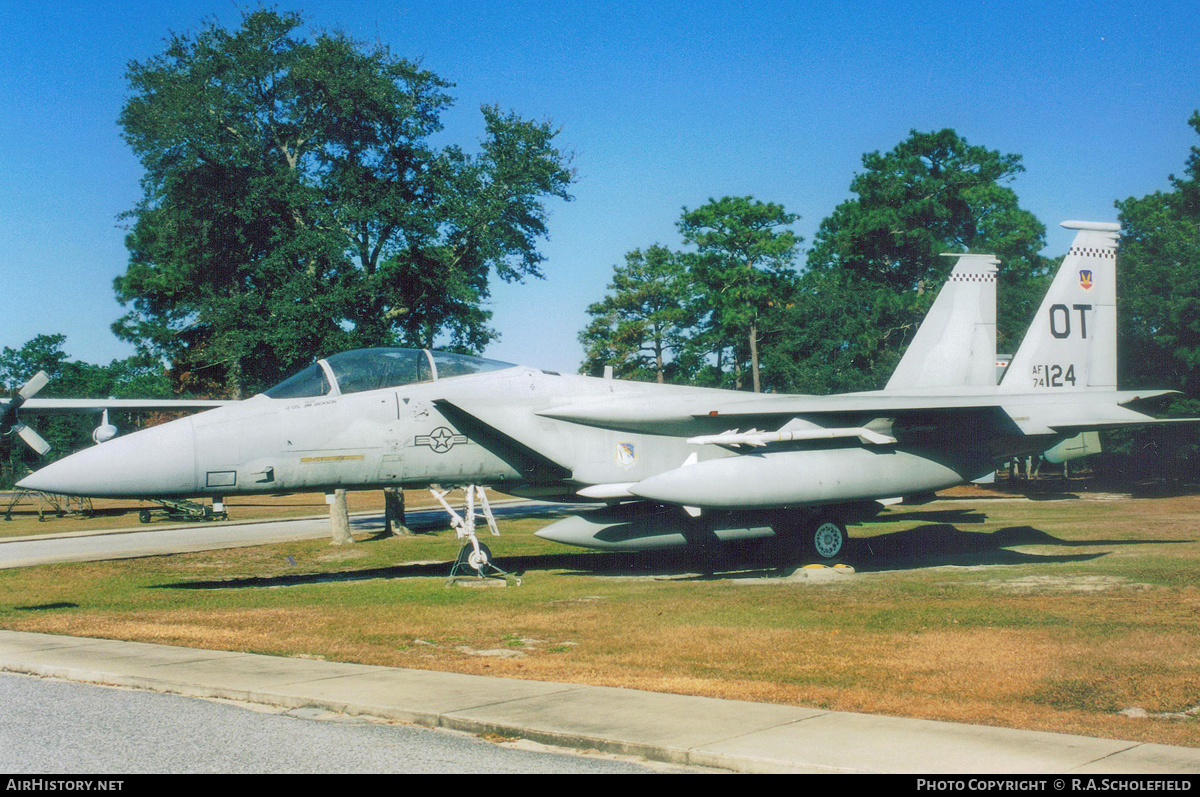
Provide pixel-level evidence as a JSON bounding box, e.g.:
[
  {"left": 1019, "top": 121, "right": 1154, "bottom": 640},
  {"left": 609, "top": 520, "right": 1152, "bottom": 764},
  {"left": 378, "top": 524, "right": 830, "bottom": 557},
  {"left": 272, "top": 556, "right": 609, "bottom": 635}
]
[
  {"left": 138, "top": 509, "right": 152, "bottom": 524},
  {"left": 808, "top": 516, "right": 847, "bottom": 560}
]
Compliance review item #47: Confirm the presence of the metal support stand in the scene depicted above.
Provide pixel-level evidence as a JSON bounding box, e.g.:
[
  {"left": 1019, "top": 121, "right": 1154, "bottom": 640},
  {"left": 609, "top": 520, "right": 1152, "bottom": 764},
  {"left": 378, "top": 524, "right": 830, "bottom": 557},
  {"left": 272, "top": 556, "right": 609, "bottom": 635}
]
[
  {"left": 430, "top": 485, "right": 520, "bottom": 585},
  {"left": 4, "top": 490, "right": 92, "bottom": 521}
]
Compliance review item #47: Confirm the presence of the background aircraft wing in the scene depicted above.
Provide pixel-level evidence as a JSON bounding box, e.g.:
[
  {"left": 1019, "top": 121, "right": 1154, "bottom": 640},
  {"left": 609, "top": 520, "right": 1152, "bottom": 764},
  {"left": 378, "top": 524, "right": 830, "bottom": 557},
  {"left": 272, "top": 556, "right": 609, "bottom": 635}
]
[
  {"left": 6, "top": 398, "right": 233, "bottom": 413},
  {"left": 2, "top": 369, "right": 234, "bottom": 456}
]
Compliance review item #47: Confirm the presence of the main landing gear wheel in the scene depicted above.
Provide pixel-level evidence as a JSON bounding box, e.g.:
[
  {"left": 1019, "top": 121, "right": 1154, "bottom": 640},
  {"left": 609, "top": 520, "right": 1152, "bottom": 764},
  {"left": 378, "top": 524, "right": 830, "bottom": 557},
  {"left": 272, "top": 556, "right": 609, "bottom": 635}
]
[{"left": 809, "top": 517, "right": 847, "bottom": 561}]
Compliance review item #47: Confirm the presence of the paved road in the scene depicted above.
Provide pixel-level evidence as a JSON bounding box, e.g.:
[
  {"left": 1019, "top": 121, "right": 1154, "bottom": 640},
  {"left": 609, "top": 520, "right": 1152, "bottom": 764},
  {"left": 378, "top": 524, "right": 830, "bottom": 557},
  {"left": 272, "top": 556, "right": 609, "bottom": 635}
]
[
  {"left": 0, "top": 500, "right": 582, "bottom": 569},
  {"left": 0, "top": 672, "right": 665, "bottom": 774},
  {"left": 4, "top": 630, "right": 1198, "bottom": 774}
]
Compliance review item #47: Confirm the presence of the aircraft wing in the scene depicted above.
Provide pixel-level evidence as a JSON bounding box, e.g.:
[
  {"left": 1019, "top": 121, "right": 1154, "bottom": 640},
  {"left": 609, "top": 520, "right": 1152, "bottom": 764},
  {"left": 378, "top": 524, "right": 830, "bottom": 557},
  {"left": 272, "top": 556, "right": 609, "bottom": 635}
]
[
  {"left": 5, "top": 398, "right": 233, "bottom": 413},
  {"left": 536, "top": 389, "right": 1180, "bottom": 434}
]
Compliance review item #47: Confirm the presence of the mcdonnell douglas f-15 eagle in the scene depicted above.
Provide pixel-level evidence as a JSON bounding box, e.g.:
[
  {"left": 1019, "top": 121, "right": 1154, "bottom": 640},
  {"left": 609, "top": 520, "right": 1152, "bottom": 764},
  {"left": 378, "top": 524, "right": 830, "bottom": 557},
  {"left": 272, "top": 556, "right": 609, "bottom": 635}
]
[{"left": 10, "top": 221, "right": 1192, "bottom": 569}]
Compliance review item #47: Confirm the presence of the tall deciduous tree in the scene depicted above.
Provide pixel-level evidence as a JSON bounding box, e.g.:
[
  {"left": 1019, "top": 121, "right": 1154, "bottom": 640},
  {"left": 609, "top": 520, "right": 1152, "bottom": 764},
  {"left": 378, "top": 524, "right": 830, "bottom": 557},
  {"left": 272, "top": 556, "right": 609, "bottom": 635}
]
[
  {"left": 788, "top": 129, "right": 1050, "bottom": 393},
  {"left": 115, "top": 10, "right": 573, "bottom": 397}
]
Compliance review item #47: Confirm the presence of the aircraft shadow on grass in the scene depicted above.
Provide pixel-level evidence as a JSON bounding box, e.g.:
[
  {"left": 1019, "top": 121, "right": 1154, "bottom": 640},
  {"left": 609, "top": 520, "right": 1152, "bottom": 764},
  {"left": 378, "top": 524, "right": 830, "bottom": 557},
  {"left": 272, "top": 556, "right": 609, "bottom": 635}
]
[
  {"left": 152, "top": 516, "right": 1191, "bottom": 591},
  {"left": 346, "top": 502, "right": 588, "bottom": 537},
  {"left": 861, "top": 507, "right": 990, "bottom": 525},
  {"left": 840, "top": 523, "right": 1188, "bottom": 574}
]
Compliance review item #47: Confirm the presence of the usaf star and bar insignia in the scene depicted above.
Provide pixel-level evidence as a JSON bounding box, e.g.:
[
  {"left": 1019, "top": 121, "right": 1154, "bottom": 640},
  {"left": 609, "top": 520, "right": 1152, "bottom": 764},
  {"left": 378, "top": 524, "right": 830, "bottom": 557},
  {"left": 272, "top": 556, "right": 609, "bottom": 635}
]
[{"left": 415, "top": 426, "right": 468, "bottom": 453}]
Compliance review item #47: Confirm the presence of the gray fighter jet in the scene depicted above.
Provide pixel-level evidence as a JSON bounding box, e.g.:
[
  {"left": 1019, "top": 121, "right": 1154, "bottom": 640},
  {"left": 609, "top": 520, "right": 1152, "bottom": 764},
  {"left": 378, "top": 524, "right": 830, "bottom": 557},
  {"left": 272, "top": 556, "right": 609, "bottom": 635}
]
[{"left": 13, "top": 221, "right": 1190, "bottom": 566}]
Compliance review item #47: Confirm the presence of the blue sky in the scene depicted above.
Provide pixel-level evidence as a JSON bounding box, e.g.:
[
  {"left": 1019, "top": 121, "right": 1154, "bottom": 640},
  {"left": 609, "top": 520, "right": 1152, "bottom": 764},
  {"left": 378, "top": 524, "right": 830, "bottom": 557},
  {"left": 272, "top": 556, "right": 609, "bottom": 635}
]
[{"left": 2, "top": 0, "right": 1198, "bottom": 376}]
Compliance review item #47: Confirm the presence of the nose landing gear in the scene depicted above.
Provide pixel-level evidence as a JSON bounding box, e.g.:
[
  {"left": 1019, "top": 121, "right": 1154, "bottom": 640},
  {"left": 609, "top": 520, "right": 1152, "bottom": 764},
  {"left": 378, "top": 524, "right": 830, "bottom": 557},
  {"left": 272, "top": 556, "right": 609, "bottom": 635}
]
[{"left": 431, "top": 485, "right": 520, "bottom": 585}]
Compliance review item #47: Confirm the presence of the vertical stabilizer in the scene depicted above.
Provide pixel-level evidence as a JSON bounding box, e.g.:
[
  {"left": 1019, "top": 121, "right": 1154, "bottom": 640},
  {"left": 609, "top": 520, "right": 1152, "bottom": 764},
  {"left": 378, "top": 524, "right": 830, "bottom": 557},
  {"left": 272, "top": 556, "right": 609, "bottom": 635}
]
[
  {"left": 885, "top": 253, "right": 998, "bottom": 391},
  {"left": 1001, "top": 221, "right": 1119, "bottom": 393}
]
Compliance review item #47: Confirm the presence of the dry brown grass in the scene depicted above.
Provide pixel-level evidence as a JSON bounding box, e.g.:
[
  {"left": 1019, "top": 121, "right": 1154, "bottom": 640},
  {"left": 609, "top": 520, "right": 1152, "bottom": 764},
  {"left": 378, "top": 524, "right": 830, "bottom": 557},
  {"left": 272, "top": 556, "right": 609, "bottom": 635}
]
[{"left": 3, "top": 491, "right": 1200, "bottom": 748}]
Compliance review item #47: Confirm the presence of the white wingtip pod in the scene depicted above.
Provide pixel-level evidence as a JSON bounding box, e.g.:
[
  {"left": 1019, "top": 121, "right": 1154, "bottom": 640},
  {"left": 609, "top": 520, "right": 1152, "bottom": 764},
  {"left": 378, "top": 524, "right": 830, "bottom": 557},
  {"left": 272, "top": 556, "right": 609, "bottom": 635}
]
[
  {"left": 1060, "top": 220, "right": 1121, "bottom": 233},
  {"left": 1001, "top": 221, "right": 1120, "bottom": 393}
]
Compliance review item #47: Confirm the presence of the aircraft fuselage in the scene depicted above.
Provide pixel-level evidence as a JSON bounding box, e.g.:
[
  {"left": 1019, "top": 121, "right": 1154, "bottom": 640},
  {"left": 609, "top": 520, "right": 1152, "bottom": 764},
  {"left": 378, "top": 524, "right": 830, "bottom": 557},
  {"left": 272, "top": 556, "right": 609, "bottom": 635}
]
[{"left": 18, "top": 364, "right": 1016, "bottom": 510}]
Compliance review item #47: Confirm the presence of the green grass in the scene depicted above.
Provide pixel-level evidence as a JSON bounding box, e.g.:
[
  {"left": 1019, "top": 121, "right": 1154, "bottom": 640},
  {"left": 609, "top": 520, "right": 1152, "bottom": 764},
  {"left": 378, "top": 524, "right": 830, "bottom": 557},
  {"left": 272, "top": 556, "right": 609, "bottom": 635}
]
[{"left": 1, "top": 493, "right": 1199, "bottom": 747}]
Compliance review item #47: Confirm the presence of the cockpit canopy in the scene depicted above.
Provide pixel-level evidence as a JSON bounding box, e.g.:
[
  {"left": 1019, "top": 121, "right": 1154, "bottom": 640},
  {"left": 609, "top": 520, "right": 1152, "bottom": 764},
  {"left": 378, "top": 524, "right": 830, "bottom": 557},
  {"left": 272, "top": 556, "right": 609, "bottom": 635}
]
[{"left": 262, "top": 348, "right": 517, "bottom": 400}]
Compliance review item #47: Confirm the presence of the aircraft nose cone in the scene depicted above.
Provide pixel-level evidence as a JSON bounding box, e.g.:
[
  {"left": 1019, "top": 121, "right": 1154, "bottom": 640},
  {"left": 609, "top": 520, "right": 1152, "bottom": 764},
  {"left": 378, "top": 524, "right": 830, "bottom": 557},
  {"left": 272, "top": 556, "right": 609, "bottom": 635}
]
[{"left": 17, "top": 416, "right": 198, "bottom": 498}]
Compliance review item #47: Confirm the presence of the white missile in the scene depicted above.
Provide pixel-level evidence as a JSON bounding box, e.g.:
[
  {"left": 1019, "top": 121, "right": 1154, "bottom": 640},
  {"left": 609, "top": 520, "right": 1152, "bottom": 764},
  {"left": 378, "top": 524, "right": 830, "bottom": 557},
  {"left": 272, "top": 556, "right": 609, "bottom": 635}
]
[{"left": 686, "top": 426, "right": 897, "bottom": 447}]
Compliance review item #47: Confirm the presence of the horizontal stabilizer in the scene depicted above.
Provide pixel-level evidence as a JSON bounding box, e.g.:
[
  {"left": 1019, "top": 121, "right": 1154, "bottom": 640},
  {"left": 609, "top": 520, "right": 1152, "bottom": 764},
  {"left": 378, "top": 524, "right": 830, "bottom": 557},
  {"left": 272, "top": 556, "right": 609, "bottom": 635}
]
[
  {"left": 1004, "top": 401, "right": 1198, "bottom": 436},
  {"left": 1050, "top": 416, "right": 1200, "bottom": 434}
]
